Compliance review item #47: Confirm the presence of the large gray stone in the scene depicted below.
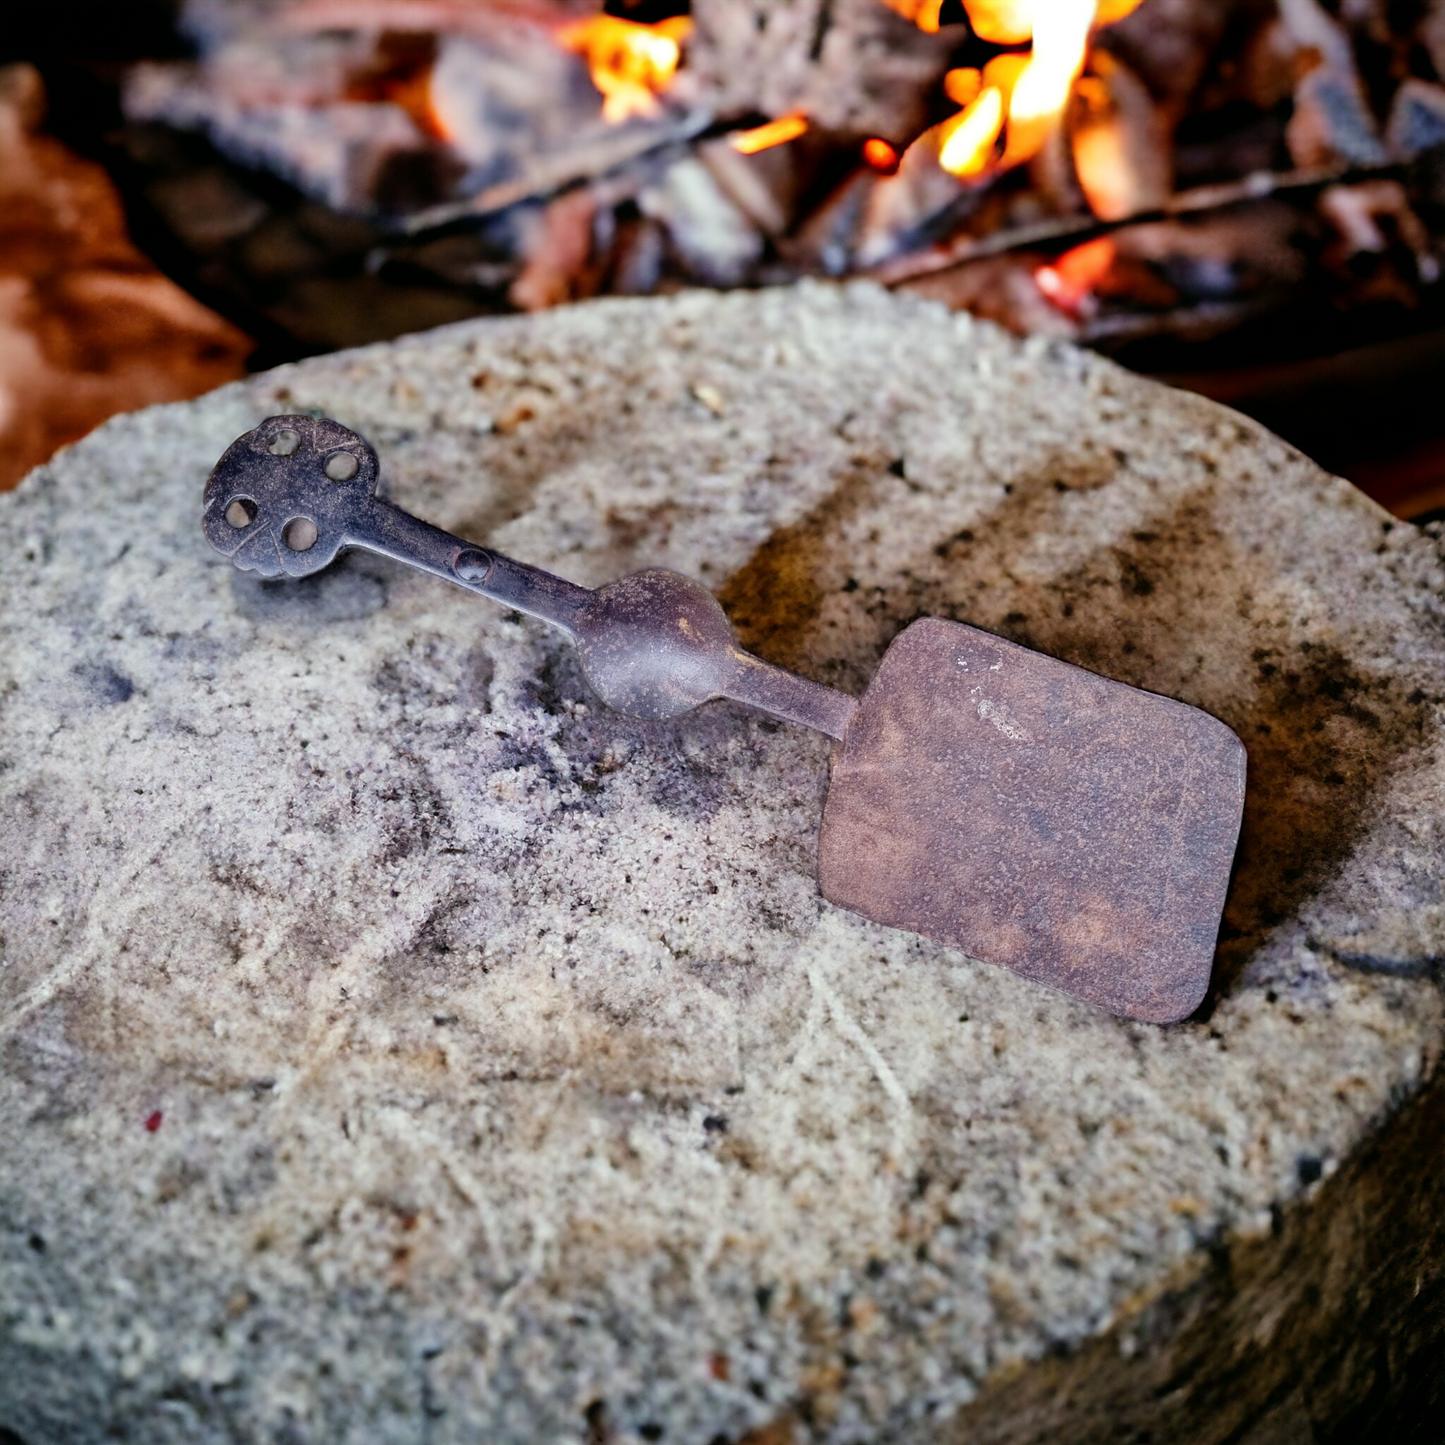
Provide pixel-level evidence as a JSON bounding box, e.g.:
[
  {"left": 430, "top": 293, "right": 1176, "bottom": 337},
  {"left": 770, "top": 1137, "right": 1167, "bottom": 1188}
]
[{"left": 1, "top": 282, "right": 1442, "bottom": 1444}]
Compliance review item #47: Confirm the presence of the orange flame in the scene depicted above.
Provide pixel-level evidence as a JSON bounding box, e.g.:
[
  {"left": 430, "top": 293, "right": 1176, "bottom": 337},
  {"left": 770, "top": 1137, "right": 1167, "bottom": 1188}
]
[
  {"left": 729, "top": 112, "right": 810, "bottom": 155},
  {"left": 559, "top": 14, "right": 693, "bottom": 125},
  {"left": 896, "top": 0, "right": 1147, "bottom": 180},
  {"left": 938, "top": 82, "right": 1005, "bottom": 178}
]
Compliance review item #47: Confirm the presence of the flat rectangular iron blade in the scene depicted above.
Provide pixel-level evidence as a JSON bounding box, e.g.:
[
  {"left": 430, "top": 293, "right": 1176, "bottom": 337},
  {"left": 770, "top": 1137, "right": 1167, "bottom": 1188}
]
[{"left": 817, "top": 619, "right": 1246, "bottom": 1023}]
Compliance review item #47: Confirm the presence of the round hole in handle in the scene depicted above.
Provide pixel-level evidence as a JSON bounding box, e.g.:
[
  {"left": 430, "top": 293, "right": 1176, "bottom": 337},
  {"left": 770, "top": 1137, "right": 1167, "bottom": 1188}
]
[
  {"left": 283, "top": 517, "right": 319, "bottom": 552},
  {"left": 324, "top": 451, "right": 359, "bottom": 482},
  {"left": 268, "top": 428, "right": 302, "bottom": 457},
  {"left": 224, "top": 497, "right": 257, "bottom": 529}
]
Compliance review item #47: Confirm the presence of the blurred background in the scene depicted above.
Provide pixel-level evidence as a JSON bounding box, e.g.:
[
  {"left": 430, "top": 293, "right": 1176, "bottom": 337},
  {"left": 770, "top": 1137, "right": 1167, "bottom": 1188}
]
[{"left": 2, "top": 0, "right": 1443, "bottom": 516}]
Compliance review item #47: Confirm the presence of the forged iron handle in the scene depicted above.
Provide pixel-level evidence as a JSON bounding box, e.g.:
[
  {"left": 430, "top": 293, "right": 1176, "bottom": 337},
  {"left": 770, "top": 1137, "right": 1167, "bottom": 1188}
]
[{"left": 204, "top": 415, "right": 858, "bottom": 740}]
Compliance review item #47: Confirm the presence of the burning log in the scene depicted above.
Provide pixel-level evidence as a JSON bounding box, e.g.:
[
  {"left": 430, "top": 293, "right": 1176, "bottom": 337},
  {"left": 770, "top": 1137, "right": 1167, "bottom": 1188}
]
[
  {"left": 268, "top": 0, "right": 599, "bottom": 35},
  {"left": 639, "top": 155, "right": 764, "bottom": 284},
  {"left": 900, "top": 248, "right": 1082, "bottom": 335},
  {"left": 1427, "top": 1, "right": 1445, "bottom": 81},
  {"left": 1319, "top": 179, "right": 1439, "bottom": 284},
  {"left": 1097, "top": 0, "right": 1246, "bottom": 118},
  {"left": 559, "top": 12, "right": 693, "bottom": 123},
  {"left": 854, "top": 0, "right": 1165, "bottom": 264},
  {"left": 853, "top": 131, "right": 976, "bottom": 268},
  {"left": 125, "top": 61, "right": 435, "bottom": 214},
  {"left": 892, "top": 194, "right": 1310, "bottom": 341},
  {"left": 128, "top": 0, "right": 702, "bottom": 221},
  {"left": 675, "top": 0, "right": 956, "bottom": 142}
]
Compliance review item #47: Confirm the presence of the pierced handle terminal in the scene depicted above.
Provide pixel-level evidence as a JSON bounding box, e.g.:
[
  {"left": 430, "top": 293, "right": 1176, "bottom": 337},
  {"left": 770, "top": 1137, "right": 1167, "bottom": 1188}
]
[{"left": 204, "top": 416, "right": 857, "bottom": 740}]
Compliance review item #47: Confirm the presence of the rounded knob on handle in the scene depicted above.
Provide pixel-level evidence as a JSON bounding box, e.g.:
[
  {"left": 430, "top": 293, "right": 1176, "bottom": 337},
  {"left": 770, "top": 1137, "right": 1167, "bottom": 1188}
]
[{"left": 574, "top": 569, "right": 742, "bottom": 720}]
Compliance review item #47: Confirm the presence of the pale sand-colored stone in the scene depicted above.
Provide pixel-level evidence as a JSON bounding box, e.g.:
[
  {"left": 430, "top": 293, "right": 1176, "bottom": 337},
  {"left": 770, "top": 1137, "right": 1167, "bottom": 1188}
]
[{"left": 1, "top": 282, "right": 1442, "bottom": 1443}]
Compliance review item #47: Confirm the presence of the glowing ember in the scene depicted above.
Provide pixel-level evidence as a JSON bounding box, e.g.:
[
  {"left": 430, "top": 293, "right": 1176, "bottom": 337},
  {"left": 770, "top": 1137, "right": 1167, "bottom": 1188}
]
[
  {"left": 863, "top": 137, "right": 901, "bottom": 173},
  {"left": 729, "top": 113, "right": 809, "bottom": 155},
  {"left": 1034, "top": 235, "right": 1117, "bottom": 315},
  {"left": 559, "top": 14, "right": 693, "bottom": 125}
]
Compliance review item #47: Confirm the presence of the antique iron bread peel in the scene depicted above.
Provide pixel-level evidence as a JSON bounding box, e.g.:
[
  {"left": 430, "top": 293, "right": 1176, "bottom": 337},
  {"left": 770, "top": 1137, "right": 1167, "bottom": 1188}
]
[{"left": 205, "top": 415, "right": 1246, "bottom": 1023}]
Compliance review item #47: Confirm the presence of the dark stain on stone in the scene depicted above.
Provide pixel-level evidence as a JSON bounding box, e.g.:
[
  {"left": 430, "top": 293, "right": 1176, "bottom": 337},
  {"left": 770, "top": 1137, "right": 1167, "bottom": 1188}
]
[
  {"left": 219, "top": 1144, "right": 276, "bottom": 1214},
  {"left": 412, "top": 895, "right": 474, "bottom": 962},
  {"left": 76, "top": 662, "right": 134, "bottom": 705},
  {"left": 1206, "top": 644, "right": 1428, "bottom": 1002},
  {"left": 1324, "top": 947, "right": 1444, "bottom": 984},
  {"left": 583, "top": 1400, "right": 610, "bottom": 1445},
  {"left": 232, "top": 550, "right": 393, "bottom": 626},
  {"left": 1120, "top": 559, "right": 1155, "bottom": 597},
  {"left": 648, "top": 751, "right": 728, "bottom": 823},
  {"left": 3, "top": 1006, "right": 100, "bottom": 1126},
  {"left": 156, "top": 1156, "right": 207, "bottom": 1206},
  {"left": 721, "top": 442, "right": 1130, "bottom": 685},
  {"left": 522, "top": 642, "right": 588, "bottom": 719},
  {"left": 372, "top": 762, "right": 455, "bottom": 865},
  {"left": 605, "top": 501, "right": 681, "bottom": 558},
  {"left": 459, "top": 645, "right": 494, "bottom": 716},
  {"left": 717, "top": 464, "right": 881, "bottom": 674},
  {"left": 1049, "top": 444, "right": 1120, "bottom": 492}
]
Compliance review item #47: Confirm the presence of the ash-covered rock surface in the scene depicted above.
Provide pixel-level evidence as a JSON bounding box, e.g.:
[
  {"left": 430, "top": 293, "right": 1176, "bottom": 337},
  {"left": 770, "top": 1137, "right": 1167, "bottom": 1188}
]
[{"left": 1, "top": 283, "right": 1442, "bottom": 1445}]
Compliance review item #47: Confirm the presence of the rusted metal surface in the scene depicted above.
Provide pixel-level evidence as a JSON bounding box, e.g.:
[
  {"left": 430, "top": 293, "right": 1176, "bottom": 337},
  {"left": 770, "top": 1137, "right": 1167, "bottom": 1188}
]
[
  {"left": 206, "top": 417, "right": 1246, "bottom": 1022},
  {"left": 819, "top": 619, "right": 1247, "bottom": 1023}
]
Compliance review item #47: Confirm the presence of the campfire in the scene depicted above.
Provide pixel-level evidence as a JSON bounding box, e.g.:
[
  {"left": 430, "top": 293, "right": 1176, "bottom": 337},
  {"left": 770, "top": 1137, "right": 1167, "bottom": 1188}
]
[
  {"left": 116, "top": 0, "right": 1445, "bottom": 355},
  {"left": 885, "top": 0, "right": 1148, "bottom": 185},
  {"left": 4, "top": 0, "right": 1444, "bottom": 505}
]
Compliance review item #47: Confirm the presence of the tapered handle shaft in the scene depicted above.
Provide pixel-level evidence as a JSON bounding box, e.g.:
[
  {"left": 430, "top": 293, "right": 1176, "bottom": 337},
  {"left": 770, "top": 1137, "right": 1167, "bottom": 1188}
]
[{"left": 344, "top": 498, "right": 593, "bottom": 636}]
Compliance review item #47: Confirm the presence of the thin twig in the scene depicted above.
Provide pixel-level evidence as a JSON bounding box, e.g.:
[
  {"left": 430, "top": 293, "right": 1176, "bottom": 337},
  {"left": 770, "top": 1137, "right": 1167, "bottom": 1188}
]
[
  {"left": 397, "top": 109, "right": 714, "bottom": 236},
  {"left": 870, "top": 163, "right": 1406, "bottom": 286}
]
